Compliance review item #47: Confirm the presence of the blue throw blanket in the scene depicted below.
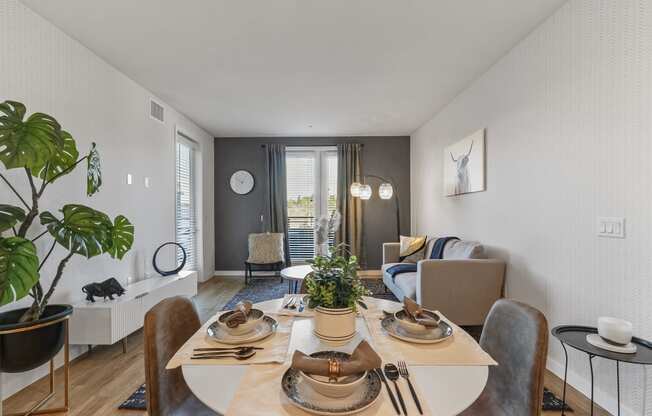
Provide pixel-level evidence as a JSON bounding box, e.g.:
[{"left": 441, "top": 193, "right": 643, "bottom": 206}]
[{"left": 386, "top": 236, "right": 459, "bottom": 281}]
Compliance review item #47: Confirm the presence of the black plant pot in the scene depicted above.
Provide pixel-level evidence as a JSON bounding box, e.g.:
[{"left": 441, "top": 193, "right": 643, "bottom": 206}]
[{"left": 0, "top": 304, "right": 73, "bottom": 373}]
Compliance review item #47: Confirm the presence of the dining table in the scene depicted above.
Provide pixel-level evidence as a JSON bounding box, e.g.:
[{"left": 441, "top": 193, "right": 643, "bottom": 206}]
[{"left": 180, "top": 296, "right": 490, "bottom": 416}]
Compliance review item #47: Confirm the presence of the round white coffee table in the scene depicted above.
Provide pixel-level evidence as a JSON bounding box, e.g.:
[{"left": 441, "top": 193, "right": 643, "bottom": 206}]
[
  {"left": 281, "top": 264, "right": 312, "bottom": 293},
  {"left": 182, "top": 297, "right": 488, "bottom": 415}
]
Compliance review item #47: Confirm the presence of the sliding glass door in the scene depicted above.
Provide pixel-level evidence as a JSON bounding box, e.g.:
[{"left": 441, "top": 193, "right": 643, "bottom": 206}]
[{"left": 286, "top": 147, "right": 337, "bottom": 263}]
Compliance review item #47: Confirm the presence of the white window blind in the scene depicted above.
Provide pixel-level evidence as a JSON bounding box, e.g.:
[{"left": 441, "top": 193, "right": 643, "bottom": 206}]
[{"left": 175, "top": 136, "right": 197, "bottom": 271}]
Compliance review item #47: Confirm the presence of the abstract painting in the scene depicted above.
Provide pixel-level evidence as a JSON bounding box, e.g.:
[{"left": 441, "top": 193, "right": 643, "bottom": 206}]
[{"left": 443, "top": 129, "right": 485, "bottom": 196}]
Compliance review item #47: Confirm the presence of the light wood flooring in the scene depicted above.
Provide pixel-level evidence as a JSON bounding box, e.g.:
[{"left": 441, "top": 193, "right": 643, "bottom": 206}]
[{"left": 4, "top": 276, "right": 610, "bottom": 415}]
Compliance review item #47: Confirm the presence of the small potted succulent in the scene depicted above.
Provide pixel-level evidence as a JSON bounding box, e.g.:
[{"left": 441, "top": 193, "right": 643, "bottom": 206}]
[
  {"left": 0, "top": 100, "right": 134, "bottom": 373},
  {"left": 305, "top": 246, "right": 370, "bottom": 342}
]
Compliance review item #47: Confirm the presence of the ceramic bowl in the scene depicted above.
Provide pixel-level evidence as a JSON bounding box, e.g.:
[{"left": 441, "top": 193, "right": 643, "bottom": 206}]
[
  {"left": 218, "top": 309, "right": 264, "bottom": 336},
  {"left": 300, "top": 351, "right": 367, "bottom": 398},
  {"left": 394, "top": 309, "right": 440, "bottom": 334},
  {"left": 598, "top": 317, "right": 633, "bottom": 345}
]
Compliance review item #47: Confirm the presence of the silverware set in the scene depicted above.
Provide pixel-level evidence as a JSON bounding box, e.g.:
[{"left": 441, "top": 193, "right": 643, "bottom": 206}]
[
  {"left": 376, "top": 361, "right": 422, "bottom": 415},
  {"left": 283, "top": 296, "right": 305, "bottom": 312},
  {"left": 190, "top": 346, "right": 262, "bottom": 361}
]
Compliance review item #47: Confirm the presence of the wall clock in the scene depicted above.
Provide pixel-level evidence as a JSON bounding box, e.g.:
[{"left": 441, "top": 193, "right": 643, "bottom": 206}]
[{"left": 229, "top": 170, "right": 255, "bottom": 195}]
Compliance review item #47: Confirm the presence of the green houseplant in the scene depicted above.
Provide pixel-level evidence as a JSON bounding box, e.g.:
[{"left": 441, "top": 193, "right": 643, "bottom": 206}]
[
  {"left": 0, "top": 100, "right": 134, "bottom": 372},
  {"left": 305, "top": 246, "right": 370, "bottom": 342}
]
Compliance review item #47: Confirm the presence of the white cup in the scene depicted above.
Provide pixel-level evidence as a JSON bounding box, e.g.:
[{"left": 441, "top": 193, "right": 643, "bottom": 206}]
[{"left": 597, "top": 317, "right": 633, "bottom": 345}]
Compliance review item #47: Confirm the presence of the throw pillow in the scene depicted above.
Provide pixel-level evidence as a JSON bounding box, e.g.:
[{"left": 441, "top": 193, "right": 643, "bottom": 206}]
[
  {"left": 399, "top": 235, "right": 427, "bottom": 263},
  {"left": 247, "top": 233, "right": 285, "bottom": 264}
]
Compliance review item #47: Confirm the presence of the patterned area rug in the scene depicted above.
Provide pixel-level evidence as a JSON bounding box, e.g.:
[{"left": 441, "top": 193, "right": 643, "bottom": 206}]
[{"left": 119, "top": 278, "right": 571, "bottom": 412}]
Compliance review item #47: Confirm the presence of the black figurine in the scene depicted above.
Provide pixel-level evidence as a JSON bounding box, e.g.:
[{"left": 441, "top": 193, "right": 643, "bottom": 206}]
[{"left": 82, "top": 278, "right": 126, "bottom": 302}]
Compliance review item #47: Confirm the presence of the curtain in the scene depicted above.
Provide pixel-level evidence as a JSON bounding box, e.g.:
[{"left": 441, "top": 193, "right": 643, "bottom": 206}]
[
  {"left": 336, "top": 143, "right": 364, "bottom": 265},
  {"left": 266, "top": 143, "right": 291, "bottom": 265}
]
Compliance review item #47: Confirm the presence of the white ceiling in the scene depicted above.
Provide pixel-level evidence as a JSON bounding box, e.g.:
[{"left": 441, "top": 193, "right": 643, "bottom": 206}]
[{"left": 23, "top": 0, "right": 566, "bottom": 137}]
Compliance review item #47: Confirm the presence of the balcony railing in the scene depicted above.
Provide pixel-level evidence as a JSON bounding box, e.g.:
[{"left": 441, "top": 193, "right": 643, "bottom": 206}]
[{"left": 287, "top": 216, "right": 336, "bottom": 263}]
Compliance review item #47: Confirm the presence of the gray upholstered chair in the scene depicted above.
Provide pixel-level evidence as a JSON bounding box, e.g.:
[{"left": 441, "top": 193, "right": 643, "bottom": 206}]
[
  {"left": 144, "top": 296, "right": 216, "bottom": 416},
  {"left": 460, "top": 299, "right": 549, "bottom": 416}
]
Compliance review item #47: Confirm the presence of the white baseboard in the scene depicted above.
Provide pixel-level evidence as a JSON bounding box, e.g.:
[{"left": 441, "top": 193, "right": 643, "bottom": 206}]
[
  {"left": 547, "top": 356, "right": 640, "bottom": 416},
  {"left": 213, "top": 270, "right": 278, "bottom": 277}
]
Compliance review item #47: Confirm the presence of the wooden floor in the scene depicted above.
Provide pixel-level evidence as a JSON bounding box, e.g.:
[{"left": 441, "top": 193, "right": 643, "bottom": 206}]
[{"left": 4, "top": 276, "right": 610, "bottom": 416}]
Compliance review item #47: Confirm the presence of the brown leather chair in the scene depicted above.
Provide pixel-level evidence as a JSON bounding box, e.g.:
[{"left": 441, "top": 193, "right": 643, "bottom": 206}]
[
  {"left": 144, "top": 296, "right": 217, "bottom": 416},
  {"left": 460, "top": 299, "right": 549, "bottom": 416}
]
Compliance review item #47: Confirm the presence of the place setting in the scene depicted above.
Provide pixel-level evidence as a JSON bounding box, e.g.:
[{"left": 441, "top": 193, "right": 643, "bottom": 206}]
[{"left": 166, "top": 300, "right": 294, "bottom": 368}]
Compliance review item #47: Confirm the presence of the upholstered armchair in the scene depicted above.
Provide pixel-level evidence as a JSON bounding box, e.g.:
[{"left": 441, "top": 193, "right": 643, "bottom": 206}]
[{"left": 382, "top": 240, "right": 506, "bottom": 326}]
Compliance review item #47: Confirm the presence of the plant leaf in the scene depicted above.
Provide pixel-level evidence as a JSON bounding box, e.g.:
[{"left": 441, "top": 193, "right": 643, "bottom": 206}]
[
  {"left": 86, "top": 142, "right": 102, "bottom": 196},
  {"left": 106, "top": 215, "right": 134, "bottom": 260},
  {"left": 0, "top": 100, "right": 64, "bottom": 170},
  {"left": 0, "top": 237, "right": 39, "bottom": 306},
  {"left": 32, "top": 130, "right": 79, "bottom": 182},
  {"left": 0, "top": 205, "right": 26, "bottom": 233},
  {"left": 40, "top": 204, "right": 112, "bottom": 258}
]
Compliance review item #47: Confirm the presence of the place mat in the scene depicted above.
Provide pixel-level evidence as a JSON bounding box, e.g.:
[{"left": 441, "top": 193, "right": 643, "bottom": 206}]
[
  {"left": 361, "top": 304, "right": 497, "bottom": 366},
  {"left": 166, "top": 313, "right": 293, "bottom": 368},
  {"left": 275, "top": 294, "right": 315, "bottom": 317},
  {"left": 224, "top": 364, "right": 431, "bottom": 416}
]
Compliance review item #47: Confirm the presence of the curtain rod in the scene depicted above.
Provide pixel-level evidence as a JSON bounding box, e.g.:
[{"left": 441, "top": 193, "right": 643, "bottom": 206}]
[{"left": 260, "top": 143, "right": 364, "bottom": 148}]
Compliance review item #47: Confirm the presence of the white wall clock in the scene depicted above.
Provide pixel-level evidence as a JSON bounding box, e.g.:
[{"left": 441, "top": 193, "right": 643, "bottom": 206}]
[{"left": 229, "top": 170, "right": 255, "bottom": 195}]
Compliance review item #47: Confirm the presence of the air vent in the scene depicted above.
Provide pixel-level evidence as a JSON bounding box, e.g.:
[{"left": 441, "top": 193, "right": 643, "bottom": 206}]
[{"left": 149, "top": 99, "right": 165, "bottom": 123}]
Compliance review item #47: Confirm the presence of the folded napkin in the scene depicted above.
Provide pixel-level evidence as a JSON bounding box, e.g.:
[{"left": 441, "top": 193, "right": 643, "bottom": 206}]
[
  {"left": 224, "top": 301, "right": 252, "bottom": 328},
  {"left": 403, "top": 297, "right": 439, "bottom": 328},
  {"left": 291, "top": 340, "right": 381, "bottom": 378}
]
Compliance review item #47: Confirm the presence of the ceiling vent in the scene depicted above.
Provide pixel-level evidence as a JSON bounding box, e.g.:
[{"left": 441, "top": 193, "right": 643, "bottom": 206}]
[{"left": 149, "top": 99, "right": 165, "bottom": 123}]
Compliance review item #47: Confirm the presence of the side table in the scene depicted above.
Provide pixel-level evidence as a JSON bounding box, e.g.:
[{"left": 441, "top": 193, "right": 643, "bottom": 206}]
[{"left": 551, "top": 325, "right": 652, "bottom": 416}]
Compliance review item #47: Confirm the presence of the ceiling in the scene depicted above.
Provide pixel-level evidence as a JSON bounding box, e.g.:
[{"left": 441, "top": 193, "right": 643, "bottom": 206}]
[{"left": 23, "top": 0, "right": 566, "bottom": 137}]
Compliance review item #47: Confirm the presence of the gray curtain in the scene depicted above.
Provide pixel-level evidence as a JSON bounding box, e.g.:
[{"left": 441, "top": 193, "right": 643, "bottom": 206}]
[
  {"left": 336, "top": 143, "right": 364, "bottom": 265},
  {"left": 266, "top": 144, "right": 291, "bottom": 265}
]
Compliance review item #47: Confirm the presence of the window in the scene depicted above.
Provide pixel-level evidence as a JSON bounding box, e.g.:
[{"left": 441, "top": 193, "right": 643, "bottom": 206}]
[
  {"left": 286, "top": 147, "right": 338, "bottom": 263},
  {"left": 175, "top": 134, "right": 198, "bottom": 271}
]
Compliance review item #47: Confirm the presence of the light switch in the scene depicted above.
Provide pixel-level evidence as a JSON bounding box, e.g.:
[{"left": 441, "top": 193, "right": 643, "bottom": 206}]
[
  {"left": 144, "top": 177, "right": 150, "bottom": 188},
  {"left": 126, "top": 173, "right": 133, "bottom": 185},
  {"left": 597, "top": 217, "right": 625, "bottom": 238}
]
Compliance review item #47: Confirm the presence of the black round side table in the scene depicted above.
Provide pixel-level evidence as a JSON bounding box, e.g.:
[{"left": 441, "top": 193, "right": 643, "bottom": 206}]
[{"left": 551, "top": 325, "right": 652, "bottom": 416}]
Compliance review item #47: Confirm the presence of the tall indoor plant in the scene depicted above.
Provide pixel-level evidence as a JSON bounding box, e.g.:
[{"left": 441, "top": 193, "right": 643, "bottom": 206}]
[
  {"left": 305, "top": 245, "right": 369, "bottom": 342},
  {"left": 0, "top": 100, "right": 134, "bottom": 372}
]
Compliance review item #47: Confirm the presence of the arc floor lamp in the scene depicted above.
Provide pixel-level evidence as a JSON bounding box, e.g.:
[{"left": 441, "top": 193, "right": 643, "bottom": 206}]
[{"left": 350, "top": 174, "right": 401, "bottom": 241}]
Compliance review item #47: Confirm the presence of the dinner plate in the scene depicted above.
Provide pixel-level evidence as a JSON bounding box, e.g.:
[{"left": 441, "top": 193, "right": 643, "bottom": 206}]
[
  {"left": 381, "top": 316, "right": 453, "bottom": 344},
  {"left": 206, "top": 315, "right": 277, "bottom": 345},
  {"left": 282, "top": 366, "right": 381, "bottom": 415}
]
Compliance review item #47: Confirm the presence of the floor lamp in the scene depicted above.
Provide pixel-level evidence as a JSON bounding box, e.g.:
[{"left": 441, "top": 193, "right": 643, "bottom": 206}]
[{"left": 350, "top": 174, "right": 401, "bottom": 241}]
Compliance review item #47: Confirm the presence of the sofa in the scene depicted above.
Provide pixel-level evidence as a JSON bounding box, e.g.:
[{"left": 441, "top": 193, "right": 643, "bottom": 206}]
[{"left": 382, "top": 239, "right": 506, "bottom": 326}]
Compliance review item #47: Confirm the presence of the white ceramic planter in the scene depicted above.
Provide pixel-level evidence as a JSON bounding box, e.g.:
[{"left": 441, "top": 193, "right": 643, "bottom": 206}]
[{"left": 313, "top": 306, "right": 356, "bottom": 342}]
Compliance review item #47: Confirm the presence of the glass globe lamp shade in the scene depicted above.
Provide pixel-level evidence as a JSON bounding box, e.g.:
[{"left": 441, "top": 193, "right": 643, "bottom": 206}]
[
  {"left": 359, "top": 184, "right": 372, "bottom": 200},
  {"left": 350, "top": 182, "right": 362, "bottom": 197},
  {"left": 378, "top": 183, "right": 394, "bottom": 199}
]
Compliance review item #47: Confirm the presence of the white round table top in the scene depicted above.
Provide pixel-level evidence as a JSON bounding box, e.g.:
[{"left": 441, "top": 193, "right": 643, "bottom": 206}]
[
  {"left": 183, "top": 297, "right": 488, "bottom": 416},
  {"left": 280, "top": 264, "right": 313, "bottom": 281}
]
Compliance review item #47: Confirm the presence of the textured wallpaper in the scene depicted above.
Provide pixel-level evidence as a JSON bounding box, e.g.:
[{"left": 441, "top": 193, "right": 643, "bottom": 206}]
[{"left": 411, "top": 0, "right": 652, "bottom": 414}]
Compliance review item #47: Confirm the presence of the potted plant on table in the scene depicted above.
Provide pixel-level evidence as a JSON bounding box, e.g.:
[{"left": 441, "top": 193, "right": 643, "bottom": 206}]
[
  {"left": 305, "top": 246, "right": 370, "bottom": 342},
  {"left": 0, "top": 100, "right": 134, "bottom": 373}
]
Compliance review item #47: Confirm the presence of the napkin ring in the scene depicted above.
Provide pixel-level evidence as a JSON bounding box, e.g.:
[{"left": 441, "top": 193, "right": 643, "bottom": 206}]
[{"left": 328, "top": 358, "right": 341, "bottom": 382}]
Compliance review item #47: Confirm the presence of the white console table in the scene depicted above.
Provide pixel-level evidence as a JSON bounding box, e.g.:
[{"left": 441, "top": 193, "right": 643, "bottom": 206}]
[{"left": 69, "top": 271, "right": 198, "bottom": 352}]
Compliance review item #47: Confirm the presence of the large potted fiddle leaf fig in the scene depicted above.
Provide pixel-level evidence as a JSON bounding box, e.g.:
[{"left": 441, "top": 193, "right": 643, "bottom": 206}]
[{"left": 0, "top": 100, "right": 134, "bottom": 373}]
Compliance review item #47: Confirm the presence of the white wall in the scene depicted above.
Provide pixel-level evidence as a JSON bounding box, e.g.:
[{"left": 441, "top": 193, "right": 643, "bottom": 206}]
[
  {"left": 0, "top": 0, "right": 215, "bottom": 400},
  {"left": 411, "top": 0, "right": 652, "bottom": 414}
]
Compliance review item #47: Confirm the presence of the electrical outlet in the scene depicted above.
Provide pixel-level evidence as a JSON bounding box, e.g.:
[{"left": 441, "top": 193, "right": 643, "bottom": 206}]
[
  {"left": 144, "top": 177, "right": 150, "bottom": 188},
  {"left": 126, "top": 173, "right": 133, "bottom": 185},
  {"left": 597, "top": 217, "right": 625, "bottom": 238}
]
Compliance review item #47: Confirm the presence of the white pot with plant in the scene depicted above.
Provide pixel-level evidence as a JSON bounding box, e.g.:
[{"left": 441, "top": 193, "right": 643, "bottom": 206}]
[{"left": 305, "top": 246, "right": 370, "bottom": 342}]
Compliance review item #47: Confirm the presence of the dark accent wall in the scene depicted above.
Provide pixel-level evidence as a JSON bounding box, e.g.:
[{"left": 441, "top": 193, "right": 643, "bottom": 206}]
[{"left": 214, "top": 136, "right": 410, "bottom": 270}]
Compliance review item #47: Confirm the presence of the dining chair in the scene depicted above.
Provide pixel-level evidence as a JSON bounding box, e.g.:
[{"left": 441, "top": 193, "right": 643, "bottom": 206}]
[
  {"left": 459, "top": 299, "right": 549, "bottom": 416},
  {"left": 144, "top": 296, "right": 217, "bottom": 416}
]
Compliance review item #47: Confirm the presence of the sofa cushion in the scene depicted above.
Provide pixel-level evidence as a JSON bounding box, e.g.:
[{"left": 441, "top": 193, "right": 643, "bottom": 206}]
[
  {"left": 394, "top": 272, "right": 417, "bottom": 300},
  {"left": 443, "top": 240, "right": 484, "bottom": 259}
]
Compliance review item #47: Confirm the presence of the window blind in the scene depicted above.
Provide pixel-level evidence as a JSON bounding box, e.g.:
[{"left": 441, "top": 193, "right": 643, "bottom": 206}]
[{"left": 175, "top": 139, "right": 197, "bottom": 271}]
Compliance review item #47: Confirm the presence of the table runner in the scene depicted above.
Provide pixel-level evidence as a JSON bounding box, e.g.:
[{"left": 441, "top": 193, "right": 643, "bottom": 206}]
[
  {"left": 224, "top": 364, "right": 432, "bottom": 416},
  {"left": 361, "top": 303, "right": 497, "bottom": 366},
  {"left": 166, "top": 313, "right": 293, "bottom": 368}
]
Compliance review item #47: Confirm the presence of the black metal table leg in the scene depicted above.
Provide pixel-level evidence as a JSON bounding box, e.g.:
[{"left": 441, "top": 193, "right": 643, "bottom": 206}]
[
  {"left": 560, "top": 341, "right": 569, "bottom": 416},
  {"left": 589, "top": 354, "right": 595, "bottom": 416},
  {"left": 616, "top": 361, "right": 620, "bottom": 416}
]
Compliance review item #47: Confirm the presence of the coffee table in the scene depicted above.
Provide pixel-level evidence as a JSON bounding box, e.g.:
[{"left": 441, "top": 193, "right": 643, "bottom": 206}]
[{"left": 281, "top": 264, "right": 312, "bottom": 293}]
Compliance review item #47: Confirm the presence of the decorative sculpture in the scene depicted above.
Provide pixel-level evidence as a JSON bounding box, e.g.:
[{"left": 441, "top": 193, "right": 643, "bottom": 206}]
[
  {"left": 82, "top": 278, "right": 126, "bottom": 302},
  {"left": 153, "top": 242, "right": 187, "bottom": 276}
]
